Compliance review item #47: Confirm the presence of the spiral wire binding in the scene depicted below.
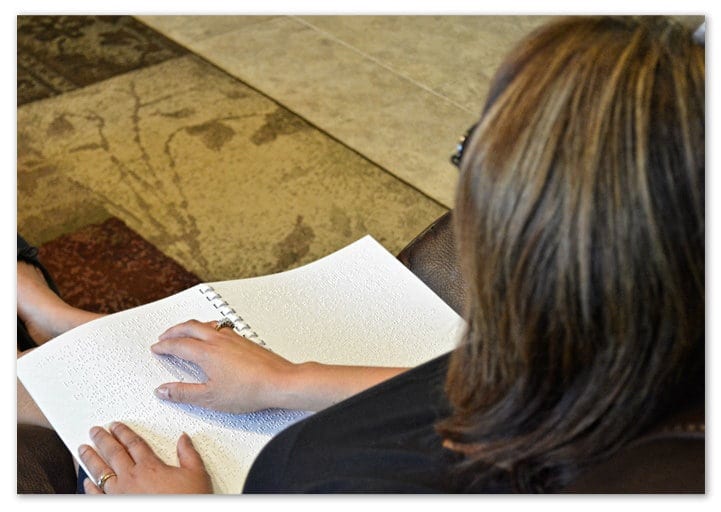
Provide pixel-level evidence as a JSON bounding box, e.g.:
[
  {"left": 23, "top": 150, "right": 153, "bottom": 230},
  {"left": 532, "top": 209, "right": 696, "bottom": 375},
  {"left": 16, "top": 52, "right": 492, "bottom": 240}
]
[{"left": 198, "top": 285, "right": 269, "bottom": 349}]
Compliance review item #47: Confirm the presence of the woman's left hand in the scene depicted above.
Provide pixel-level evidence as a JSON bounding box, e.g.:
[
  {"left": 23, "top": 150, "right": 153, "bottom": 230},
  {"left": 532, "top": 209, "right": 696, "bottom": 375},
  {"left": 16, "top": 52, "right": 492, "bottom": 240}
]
[{"left": 78, "top": 422, "right": 213, "bottom": 494}]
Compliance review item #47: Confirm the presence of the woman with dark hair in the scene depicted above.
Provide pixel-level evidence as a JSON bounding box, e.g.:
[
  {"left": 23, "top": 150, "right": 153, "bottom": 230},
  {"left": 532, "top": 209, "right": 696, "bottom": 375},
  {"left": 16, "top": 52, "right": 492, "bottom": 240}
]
[
  {"left": 18, "top": 15, "right": 704, "bottom": 493},
  {"left": 439, "top": 15, "right": 705, "bottom": 491}
]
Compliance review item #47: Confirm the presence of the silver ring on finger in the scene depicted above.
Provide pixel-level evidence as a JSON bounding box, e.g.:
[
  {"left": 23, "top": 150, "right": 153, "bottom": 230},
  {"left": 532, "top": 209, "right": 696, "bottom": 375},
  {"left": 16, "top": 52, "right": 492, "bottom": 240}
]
[{"left": 215, "top": 318, "right": 235, "bottom": 331}]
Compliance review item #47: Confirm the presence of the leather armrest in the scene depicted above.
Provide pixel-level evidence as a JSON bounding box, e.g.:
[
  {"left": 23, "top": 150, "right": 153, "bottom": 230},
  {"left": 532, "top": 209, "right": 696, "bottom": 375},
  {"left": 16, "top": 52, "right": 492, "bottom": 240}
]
[{"left": 397, "top": 211, "right": 465, "bottom": 315}]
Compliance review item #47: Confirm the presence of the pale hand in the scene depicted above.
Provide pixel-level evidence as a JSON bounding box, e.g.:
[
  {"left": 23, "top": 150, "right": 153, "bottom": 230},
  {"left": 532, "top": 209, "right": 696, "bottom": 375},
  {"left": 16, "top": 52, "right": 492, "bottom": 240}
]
[
  {"left": 79, "top": 422, "right": 212, "bottom": 494},
  {"left": 151, "top": 319, "right": 299, "bottom": 413},
  {"left": 152, "top": 319, "right": 407, "bottom": 413}
]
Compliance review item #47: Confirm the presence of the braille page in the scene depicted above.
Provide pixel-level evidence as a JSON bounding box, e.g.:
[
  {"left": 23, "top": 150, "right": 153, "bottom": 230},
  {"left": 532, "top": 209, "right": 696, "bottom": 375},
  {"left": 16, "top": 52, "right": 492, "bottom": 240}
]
[
  {"left": 210, "top": 235, "right": 463, "bottom": 368},
  {"left": 17, "top": 235, "right": 464, "bottom": 494},
  {"left": 16, "top": 287, "right": 309, "bottom": 494}
]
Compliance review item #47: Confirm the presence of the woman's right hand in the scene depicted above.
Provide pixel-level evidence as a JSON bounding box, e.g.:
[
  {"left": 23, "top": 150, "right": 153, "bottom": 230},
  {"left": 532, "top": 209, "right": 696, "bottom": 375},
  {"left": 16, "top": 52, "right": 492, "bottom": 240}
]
[{"left": 151, "top": 320, "right": 299, "bottom": 414}]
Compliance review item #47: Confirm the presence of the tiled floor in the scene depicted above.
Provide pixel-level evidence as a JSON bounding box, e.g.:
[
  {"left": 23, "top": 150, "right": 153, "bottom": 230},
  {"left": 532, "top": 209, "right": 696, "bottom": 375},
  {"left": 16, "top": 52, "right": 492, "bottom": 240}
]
[
  {"left": 20, "top": 15, "right": 704, "bottom": 281},
  {"left": 137, "top": 15, "right": 555, "bottom": 208}
]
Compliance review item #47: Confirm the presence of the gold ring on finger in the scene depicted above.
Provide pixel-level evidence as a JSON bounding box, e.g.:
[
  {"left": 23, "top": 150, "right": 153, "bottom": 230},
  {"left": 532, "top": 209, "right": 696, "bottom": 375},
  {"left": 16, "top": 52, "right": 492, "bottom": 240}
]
[{"left": 97, "top": 471, "right": 117, "bottom": 493}]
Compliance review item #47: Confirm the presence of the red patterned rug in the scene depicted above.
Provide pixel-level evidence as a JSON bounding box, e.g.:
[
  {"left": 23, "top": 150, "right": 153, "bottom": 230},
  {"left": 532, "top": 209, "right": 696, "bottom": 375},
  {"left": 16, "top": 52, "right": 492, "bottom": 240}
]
[{"left": 38, "top": 217, "right": 201, "bottom": 314}]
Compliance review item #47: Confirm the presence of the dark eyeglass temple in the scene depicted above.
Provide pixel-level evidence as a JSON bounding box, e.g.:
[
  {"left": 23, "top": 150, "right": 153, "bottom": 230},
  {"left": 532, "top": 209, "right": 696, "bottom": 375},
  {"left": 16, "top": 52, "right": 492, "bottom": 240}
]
[{"left": 450, "top": 122, "right": 478, "bottom": 169}]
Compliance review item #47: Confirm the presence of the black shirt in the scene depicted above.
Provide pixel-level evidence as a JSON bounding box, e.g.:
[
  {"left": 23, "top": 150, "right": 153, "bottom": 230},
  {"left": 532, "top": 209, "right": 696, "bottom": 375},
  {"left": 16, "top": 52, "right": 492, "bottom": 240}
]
[{"left": 243, "top": 353, "right": 511, "bottom": 493}]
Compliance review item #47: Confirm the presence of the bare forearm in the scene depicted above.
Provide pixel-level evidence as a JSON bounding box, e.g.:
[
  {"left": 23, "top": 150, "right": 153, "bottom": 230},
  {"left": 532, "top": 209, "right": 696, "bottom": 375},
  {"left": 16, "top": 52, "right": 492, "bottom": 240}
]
[
  {"left": 274, "top": 363, "right": 407, "bottom": 411},
  {"left": 153, "top": 321, "right": 410, "bottom": 414}
]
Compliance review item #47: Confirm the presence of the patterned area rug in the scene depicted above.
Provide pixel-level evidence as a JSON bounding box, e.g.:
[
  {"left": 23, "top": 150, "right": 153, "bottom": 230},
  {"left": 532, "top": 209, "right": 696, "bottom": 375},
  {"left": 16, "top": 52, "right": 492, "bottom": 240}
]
[
  {"left": 18, "top": 15, "right": 187, "bottom": 105},
  {"left": 37, "top": 217, "right": 201, "bottom": 314},
  {"left": 18, "top": 15, "right": 447, "bottom": 290},
  {"left": 18, "top": 55, "right": 447, "bottom": 281}
]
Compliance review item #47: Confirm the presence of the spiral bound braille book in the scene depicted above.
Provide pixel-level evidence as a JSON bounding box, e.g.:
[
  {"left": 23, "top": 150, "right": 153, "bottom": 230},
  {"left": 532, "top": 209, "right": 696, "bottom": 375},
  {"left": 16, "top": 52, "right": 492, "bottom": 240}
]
[{"left": 17, "top": 235, "right": 463, "bottom": 493}]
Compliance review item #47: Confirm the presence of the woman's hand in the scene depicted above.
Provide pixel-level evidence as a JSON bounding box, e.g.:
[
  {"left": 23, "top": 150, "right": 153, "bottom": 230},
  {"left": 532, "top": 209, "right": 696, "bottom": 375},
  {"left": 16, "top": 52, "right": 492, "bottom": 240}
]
[
  {"left": 151, "top": 320, "right": 299, "bottom": 413},
  {"left": 79, "top": 422, "right": 212, "bottom": 494},
  {"left": 151, "top": 319, "right": 407, "bottom": 413}
]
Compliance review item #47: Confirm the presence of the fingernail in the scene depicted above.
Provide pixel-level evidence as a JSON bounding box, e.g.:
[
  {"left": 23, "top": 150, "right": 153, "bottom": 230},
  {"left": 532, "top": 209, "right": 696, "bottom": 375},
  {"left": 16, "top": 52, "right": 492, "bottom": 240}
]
[
  {"left": 89, "top": 426, "right": 102, "bottom": 437},
  {"left": 78, "top": 444, "right": 90, "bottom": 457},
  {"left": 109, "top": 421, "right": 120, "bottom": 432},
  {"left": 154, "top": 386, "right": 169, "bottom": 399}
]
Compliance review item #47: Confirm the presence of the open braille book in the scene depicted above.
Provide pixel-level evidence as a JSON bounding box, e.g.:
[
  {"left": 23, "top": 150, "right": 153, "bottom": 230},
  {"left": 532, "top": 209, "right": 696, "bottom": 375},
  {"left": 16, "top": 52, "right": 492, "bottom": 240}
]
[{"left": 17, "top": 235, "right": 463, "bottom": 493}]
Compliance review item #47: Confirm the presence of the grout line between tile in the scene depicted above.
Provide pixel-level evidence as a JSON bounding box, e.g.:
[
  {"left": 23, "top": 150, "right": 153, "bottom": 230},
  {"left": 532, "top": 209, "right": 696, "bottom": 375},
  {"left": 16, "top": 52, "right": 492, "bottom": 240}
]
[
  {"left": 136, "top": 15, "right": 284, "bottom": 46},
  {"left": 289, "top": 15, "right": 476, "bottom": 116},
  {"left": 183, "top": 54, "right": 453, "bottom": 211},
  {"left": 132, "top": 17, "right": 455, "bottom": 209}
]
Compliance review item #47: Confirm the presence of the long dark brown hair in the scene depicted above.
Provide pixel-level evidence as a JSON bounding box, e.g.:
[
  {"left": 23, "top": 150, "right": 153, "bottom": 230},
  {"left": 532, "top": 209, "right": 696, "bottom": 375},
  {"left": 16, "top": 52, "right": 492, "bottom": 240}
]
[{"left": 438, "top": 16, "right": 705, "bottom": 492}]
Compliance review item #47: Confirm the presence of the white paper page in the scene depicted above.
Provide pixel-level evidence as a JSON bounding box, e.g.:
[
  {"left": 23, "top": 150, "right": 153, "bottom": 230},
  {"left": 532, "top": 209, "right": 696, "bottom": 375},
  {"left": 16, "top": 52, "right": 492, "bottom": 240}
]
[
  {"left": 210, "top": 235, "right": 463, "bottom": 368},
  {"left": 17, "top": 286, "right": 309, "bottom": 494},
  {"left": 17, "top": 235, "right": 463, "bottom": 494}
]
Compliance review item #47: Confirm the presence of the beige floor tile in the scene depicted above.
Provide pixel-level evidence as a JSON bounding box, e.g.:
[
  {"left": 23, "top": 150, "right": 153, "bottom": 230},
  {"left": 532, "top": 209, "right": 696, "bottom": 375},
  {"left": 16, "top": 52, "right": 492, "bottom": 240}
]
[
  {"left": 134, "top": 15, "right": 706, "bottom": 211},
  {"left": 295, "top": 15, "right": 555, "bottom": 113},
  {"left": 184, "top": 16, "right": 478, "bottom": 208},
  {"left": 17, "top": 56, "right": 447, "bottom": 281},
  {"left": 139, "top": 15, "right": 556, "bottom": 208},
  {"left": 136, "top": 15, "right": 278, "bottom": 45}
]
